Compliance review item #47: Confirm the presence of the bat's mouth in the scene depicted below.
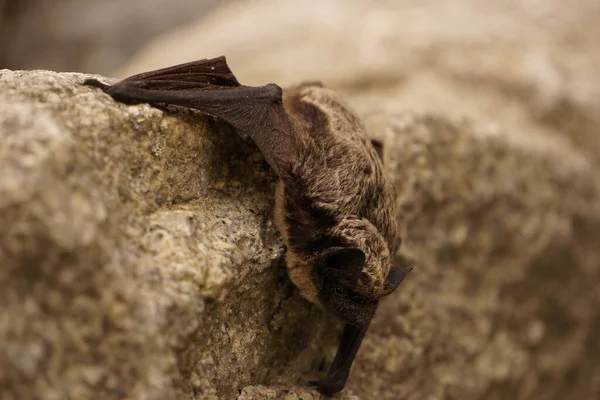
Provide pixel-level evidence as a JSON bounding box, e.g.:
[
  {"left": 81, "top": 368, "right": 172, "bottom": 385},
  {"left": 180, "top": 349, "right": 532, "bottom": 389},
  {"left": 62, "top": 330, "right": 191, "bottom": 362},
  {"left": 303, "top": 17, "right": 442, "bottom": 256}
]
[
  {"left": 332, "top": 300, "right": 378, "bottom": 327},
  {"left": 318, "top": 279, "right": 379, "bottom": 326}
]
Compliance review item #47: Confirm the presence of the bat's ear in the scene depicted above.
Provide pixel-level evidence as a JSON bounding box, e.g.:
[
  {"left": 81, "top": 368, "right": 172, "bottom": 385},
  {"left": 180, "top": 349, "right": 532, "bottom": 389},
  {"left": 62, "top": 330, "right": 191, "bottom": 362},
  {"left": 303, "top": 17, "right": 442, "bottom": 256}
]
[
  {"left": 392, "top": 236, "right": 402, "bottom": 254},
  {"left": 316, "top": 247, "right": 365, "bottom": 288},
  {"left": 381, "top": 266, "right": 412, "bottom": 296},
  {"left": 370, "top": 139, "right": 384, "bottom": 161}
]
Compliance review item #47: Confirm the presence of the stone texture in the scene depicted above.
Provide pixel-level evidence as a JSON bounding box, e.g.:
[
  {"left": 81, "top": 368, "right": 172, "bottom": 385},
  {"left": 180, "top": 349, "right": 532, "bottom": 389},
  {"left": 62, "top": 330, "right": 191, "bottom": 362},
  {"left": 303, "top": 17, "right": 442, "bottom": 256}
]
[
  {"left": 1, "top": 65, "right": 599, "bottom": 400},
  {"left": 0, "top": 69, "right": 326, "bottom": 400},
  {"left": 360, "top": 111, "right": 600, "bottom": 400}
]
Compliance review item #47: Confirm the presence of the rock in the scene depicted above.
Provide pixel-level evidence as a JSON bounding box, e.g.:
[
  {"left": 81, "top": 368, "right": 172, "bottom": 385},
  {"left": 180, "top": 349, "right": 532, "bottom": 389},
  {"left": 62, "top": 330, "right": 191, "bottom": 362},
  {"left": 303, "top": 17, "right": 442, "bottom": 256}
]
[
  {"left": 360, "top": 111, "right": 600, "bottom": 400},
  {"left": 118, "top": 0, "right": 600, "bottom": 164},
  {"left": 0, "top": 69, "right": 329, "bottom": 400},
  {"left": 1, "top": 69, "right": 599, "bottom": 400},
  {"left": 237, "top": 385, "right": 360, "bottom": 400},
  {"left": 0, "top": 0, "right": 221, "bottom": 75}
]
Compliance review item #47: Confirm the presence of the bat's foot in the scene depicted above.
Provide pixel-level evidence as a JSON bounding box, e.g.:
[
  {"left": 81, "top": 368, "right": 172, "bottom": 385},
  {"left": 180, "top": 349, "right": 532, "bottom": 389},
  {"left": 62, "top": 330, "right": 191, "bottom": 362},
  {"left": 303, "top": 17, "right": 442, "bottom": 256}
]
[{"left": 83, "top": 78, "right": 110, "bottom": 91}]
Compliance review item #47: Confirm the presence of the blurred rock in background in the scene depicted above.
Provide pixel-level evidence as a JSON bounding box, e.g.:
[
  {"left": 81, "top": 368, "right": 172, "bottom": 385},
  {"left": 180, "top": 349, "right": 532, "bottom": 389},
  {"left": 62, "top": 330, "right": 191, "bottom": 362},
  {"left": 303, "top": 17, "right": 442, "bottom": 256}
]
[
  {"left": 0, "top": 0, "right": 221, "bottom": 75},
  {"left": 118, "top": 0, "right": 600, "bottom": 164}
]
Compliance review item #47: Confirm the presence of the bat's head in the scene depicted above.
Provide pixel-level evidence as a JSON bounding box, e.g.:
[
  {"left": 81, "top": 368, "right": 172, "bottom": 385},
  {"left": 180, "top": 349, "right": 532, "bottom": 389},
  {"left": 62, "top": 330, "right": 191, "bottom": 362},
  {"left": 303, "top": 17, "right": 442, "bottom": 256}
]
[{"left": 287, "top": 217, "right": 411, "bottom": 326}]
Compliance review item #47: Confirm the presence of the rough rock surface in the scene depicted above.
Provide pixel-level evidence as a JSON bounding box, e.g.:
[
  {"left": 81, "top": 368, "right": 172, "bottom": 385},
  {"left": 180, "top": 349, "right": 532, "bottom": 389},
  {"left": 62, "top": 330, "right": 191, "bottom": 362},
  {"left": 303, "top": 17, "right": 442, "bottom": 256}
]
[
  {"left": 1, "top": 69, "right": 599, "bottom": 400},
  {"left": 119, "top": 0, "right": 600, "bottom": 164}
]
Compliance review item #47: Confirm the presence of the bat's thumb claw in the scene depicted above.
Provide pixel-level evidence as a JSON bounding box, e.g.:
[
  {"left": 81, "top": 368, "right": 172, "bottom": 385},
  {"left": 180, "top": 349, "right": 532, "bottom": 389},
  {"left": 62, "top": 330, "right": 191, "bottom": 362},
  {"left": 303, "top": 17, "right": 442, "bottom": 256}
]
[{"left": 83, "top": 78, "right": 110, "bottom": 91}]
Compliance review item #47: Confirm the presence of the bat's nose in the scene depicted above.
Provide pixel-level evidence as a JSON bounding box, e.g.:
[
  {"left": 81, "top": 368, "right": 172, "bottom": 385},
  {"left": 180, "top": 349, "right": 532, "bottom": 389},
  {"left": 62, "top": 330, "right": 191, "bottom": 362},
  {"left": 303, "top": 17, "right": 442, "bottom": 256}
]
[{"left": 335, "top": 302, "right": 376, "bottom": 327}]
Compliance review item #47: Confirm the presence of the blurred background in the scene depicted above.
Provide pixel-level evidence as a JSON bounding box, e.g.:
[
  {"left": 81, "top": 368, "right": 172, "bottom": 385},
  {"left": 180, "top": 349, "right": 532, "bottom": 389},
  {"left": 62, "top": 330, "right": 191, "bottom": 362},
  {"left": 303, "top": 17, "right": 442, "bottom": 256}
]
[
  {"left": 0, "top": 0, "right": 222, "bottom": 74},
  {"left": 1, "top": 0, "right": 599, "bottom": 163}
]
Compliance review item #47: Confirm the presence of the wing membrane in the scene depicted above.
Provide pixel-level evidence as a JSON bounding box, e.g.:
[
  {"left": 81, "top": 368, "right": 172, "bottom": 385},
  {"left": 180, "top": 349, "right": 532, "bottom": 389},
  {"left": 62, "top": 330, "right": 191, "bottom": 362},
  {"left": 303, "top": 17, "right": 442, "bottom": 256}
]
[{"left": 84, "top": 56, "right": 296, "bottom": 177}]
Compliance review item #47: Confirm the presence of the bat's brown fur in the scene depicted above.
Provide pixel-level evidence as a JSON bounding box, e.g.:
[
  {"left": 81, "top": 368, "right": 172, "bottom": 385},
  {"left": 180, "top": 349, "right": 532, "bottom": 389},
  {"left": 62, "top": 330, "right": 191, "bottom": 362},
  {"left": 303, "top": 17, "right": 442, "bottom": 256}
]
[{"left": 276, "top": 84, "right": 397, "bottom": 307}]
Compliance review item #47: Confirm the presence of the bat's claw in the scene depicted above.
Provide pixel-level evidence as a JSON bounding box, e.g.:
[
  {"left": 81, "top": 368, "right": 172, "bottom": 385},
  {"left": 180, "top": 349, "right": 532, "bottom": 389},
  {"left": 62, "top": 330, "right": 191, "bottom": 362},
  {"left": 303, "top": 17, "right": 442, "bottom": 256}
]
[
  {"left": 83, "top": 78, "right": 110, "bottom": 91},
  {"left": 309, "top": 377, "right": 345, "bottom": 397}
]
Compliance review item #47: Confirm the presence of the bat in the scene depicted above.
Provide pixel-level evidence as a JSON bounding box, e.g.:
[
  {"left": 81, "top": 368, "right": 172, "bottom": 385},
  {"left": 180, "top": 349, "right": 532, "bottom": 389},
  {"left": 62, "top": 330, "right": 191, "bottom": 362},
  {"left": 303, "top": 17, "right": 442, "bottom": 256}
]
[{"left": 83, "top": 56, "right": 412, "bottom": 396}]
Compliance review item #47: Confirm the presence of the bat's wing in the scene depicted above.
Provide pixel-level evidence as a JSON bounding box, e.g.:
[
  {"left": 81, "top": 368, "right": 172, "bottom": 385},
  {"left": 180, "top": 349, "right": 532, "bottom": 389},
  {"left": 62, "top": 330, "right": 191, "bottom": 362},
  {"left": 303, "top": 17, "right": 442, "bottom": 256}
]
[
  {"left": 84, "top": 56, "right": 296, "bottom": 178},
  {"left": 118, "top": 56, "right": 241, "bottom": 90}
]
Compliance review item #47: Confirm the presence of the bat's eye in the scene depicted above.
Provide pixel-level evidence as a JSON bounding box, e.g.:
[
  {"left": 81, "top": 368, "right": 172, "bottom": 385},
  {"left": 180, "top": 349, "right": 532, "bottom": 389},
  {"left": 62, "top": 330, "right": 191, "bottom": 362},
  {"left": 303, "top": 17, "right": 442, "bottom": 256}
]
[{"left": 331, "top": 281, "right": 351, "bottom": 298}]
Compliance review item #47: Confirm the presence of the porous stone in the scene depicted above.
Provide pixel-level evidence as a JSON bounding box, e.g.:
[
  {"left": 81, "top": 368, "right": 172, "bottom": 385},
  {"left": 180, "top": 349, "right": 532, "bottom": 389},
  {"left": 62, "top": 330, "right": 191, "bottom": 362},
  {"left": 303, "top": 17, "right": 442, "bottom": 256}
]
[{"left": 0, "top": 70, "right": 599, "bottom": 400}]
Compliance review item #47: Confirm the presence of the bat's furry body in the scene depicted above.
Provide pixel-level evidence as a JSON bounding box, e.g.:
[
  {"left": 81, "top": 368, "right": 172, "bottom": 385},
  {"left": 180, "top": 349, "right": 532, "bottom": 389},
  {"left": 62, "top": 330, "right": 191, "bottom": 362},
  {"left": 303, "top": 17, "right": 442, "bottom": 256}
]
[
  {"left": 277, "top": 83, "right": 398, "bottom": 324},
  {"left": 83, "top": 57, "right": 411, "bottom": 396}
]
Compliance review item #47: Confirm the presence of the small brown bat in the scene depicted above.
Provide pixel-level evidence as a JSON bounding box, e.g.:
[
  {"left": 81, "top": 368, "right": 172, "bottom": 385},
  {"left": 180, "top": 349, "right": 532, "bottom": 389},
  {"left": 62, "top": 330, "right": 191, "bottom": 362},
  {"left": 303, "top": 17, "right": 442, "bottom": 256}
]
[{"left": 83, "top": 56, "right": 411, "bottom": 396}]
